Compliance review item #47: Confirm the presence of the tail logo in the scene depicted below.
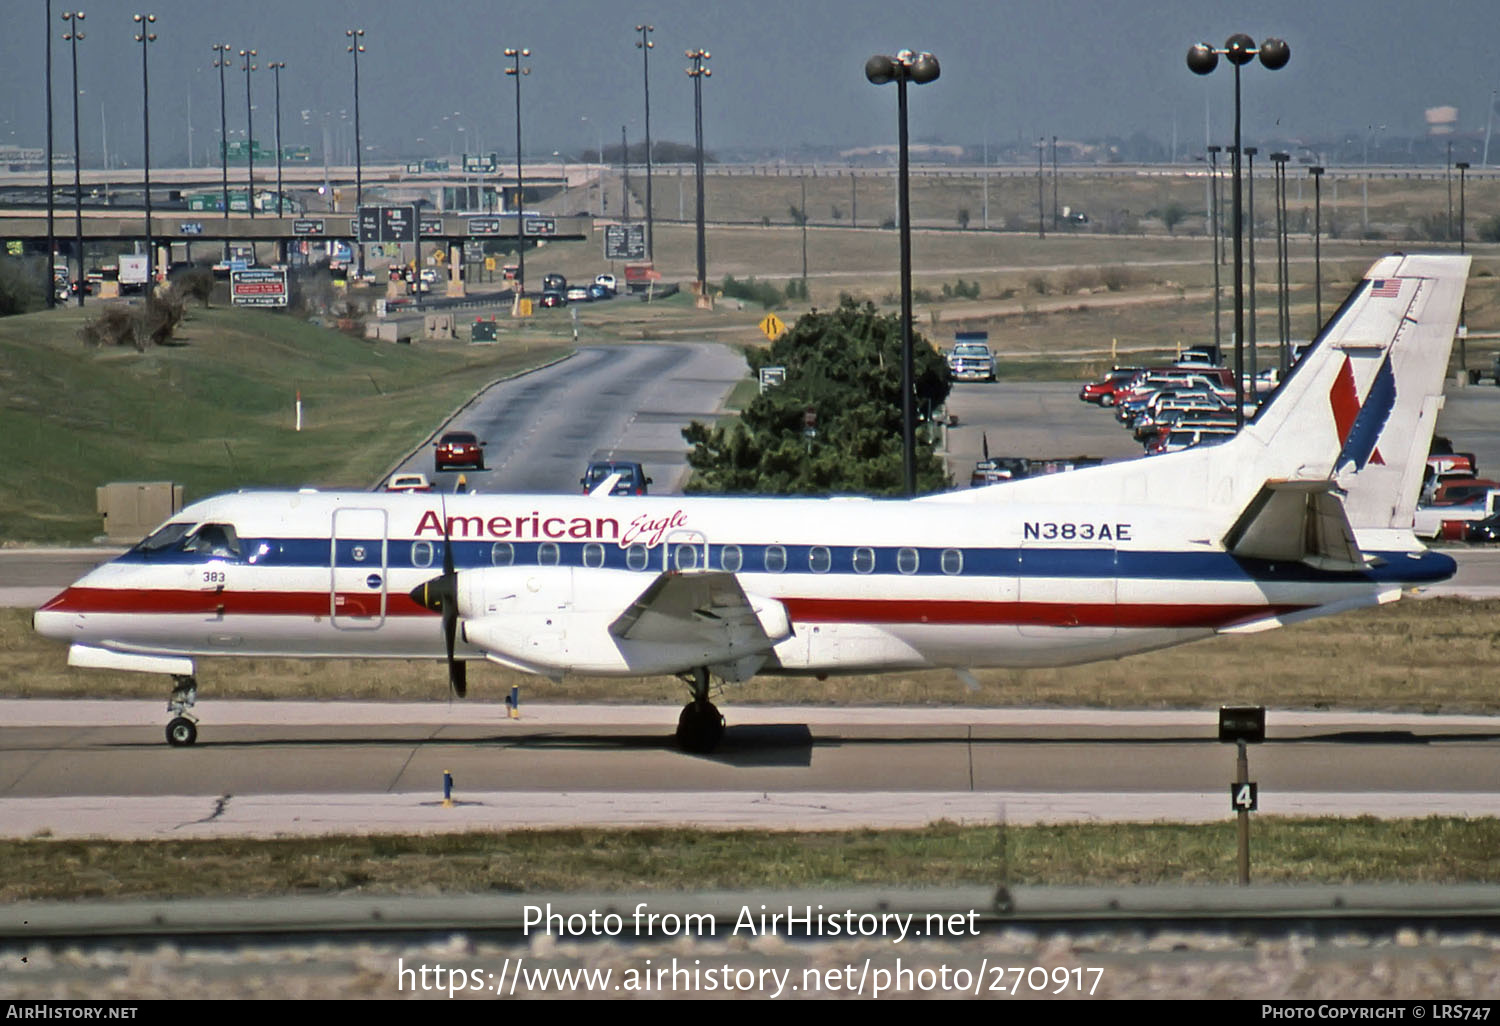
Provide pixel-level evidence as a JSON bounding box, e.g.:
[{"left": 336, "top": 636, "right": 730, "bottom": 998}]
[{"left": 1330, "top": 354, "right": 1395, "bottom": 473}]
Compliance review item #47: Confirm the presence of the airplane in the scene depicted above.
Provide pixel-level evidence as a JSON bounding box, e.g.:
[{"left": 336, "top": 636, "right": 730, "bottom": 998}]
[{"left": 34, "top": 253, "right": 1470, "bottom": 754}]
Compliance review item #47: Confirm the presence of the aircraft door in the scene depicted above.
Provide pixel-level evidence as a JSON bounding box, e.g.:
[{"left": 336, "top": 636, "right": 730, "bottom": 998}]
[
  {"left": 331, "top": 508, "right": 389, "bottom": 629},
  {"left": 1017, "top": 528, "right": 1117, "bottom": 639}
]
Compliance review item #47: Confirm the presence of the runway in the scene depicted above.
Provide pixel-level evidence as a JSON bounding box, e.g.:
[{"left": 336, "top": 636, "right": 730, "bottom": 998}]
[{"left": 2, "top": 702, "right": 1497, "bottom": 838}]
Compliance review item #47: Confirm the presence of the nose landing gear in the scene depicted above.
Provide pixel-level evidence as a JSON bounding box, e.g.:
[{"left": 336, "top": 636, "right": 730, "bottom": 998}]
[{"left": 166, "top": 675, "right": 199, "bottom": 747}]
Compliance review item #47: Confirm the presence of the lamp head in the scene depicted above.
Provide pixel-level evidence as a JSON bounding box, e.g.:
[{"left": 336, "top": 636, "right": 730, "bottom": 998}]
[
  {"left": 910, "top": 52, "right": 940, "bottom": 84},
  {"left": 1225, "top": 33, "right": 1257, "bottom": 65},
  {"left": 1259, "top": 38, "right": 1290, "bottom": 70},
  {"left": 865, "top": 54, "right": 896, "bottom": 85},
  {"left": 1186, "top": 43, "right": 1218, "bottom": 75}
]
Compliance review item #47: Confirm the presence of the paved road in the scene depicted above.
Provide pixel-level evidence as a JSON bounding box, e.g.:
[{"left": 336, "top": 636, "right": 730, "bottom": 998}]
[
  {"left": 1, "top": 703, "right": 1498, "bottom": 838},
  {"left": 392, "top": 342, "right": 746, "bottom": 495}
]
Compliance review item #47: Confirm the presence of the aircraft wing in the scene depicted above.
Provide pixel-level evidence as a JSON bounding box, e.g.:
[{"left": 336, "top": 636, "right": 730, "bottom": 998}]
[
  {"left": 1222, "top": 479, "right": 1368, "bottom": 572},
  {"left": 609, "top": 570, "right": 789, "bottom": 646}
]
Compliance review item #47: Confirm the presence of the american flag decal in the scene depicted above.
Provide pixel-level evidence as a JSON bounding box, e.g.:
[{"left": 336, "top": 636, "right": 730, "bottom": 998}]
[{"left": 1370, "top": 279, "right": 1402, "bottom": 298}]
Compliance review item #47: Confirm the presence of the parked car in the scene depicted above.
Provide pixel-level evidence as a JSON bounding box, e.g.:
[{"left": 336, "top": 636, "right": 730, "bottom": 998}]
[
  {"left": 1430, "top": 478, "right": 1500, "bottom": 506},
  {"left": 542, "top": 273, "right": 567, "bottom": 292},
  {"left": 539, "top": 290, "right": 566, "bottom": 308},
  {"left": 594, "top": 273, "right": 618, "bottom": 293},
  {"left": 1079, "top": 367, "right": 1144, "bottom": 406},
  {"left": 566, "top": 284, "right": 591, "bottom": 302},
  {"left": 587, "top": 282, "right": 614, "bottom": 300},
  {"left": 580, "top": 460, "right": 652, "bottom": 496},
  {"left": 1414, "top": 488, "right": 1500, "bottom": 539},
  {"left": 385, "top": 472, "right": 433, "bottom": 492},
  {"left": 1465, "top": 510, "right": 1500, "bottom": 543},
  {"left": 434, "top": 431, "right": 486, "bottom": 472}
]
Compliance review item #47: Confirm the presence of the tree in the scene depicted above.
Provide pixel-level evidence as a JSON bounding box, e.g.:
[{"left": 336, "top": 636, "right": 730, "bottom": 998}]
[
  {"left": 683, "top": 298, "right": 951, "bottom": 495},
  {"left": 1160, "top": 201, "right": 1186, "bottom": 236}
]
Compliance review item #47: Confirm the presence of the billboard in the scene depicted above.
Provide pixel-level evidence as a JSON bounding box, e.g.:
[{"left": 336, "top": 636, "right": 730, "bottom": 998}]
[{"left": 604, "top": 223, "right": 647, "bottom": 260}]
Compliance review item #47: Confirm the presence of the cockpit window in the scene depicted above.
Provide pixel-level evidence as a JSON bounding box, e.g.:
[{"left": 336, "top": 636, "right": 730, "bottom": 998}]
[
  {"left": 182, "top": 523, "right": 242, "bottom": 559},
  {"left": 131, "top": 522, "right": 195, "bottom": 554}
]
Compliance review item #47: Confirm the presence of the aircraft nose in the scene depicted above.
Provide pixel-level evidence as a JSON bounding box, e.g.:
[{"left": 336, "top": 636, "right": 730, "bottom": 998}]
[{"left": 33, "top": 601, "right": 79, "bottom": 642}]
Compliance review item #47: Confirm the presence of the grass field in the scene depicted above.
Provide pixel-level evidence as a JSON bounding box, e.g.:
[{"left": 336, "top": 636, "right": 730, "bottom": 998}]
[
  {"left": 8, "top": 597, "right": 1500, "bottom": 711},
  {"left": 0, "top": 304, "right": 567, "bottom": 543},
  {"left": 3, "top": 818, "right": 1497, "bottom": 901}
]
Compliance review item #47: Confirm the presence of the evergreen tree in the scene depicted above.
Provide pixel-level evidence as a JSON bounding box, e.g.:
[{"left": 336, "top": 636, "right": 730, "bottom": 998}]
[{"left": 683, "top": 298, "right": 952, "bottom": 495}]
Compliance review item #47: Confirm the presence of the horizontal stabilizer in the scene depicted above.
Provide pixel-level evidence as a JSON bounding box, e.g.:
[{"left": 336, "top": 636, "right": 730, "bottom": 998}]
[{"left": 1223, "top": 480, "right": 1368, "bottom": 572}]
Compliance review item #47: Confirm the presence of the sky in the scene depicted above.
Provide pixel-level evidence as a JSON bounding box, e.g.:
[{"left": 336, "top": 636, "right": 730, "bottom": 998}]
[{"left": 2, "top": 0, "right": 1497, "bottom": 167}]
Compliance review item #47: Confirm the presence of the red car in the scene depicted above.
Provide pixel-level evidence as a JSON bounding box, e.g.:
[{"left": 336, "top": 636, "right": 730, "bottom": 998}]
[
  {"left": 434, "top": 431, "right": 486, "bottom": 472},
  {"left": 1079, "top": 367, "right": 1143, "bottom": 406}
]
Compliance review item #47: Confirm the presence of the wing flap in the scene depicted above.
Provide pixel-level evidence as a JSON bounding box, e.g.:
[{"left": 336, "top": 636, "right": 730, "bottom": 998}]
[{"left": 609, "top": 570, "right": 790, "bottom": 647}]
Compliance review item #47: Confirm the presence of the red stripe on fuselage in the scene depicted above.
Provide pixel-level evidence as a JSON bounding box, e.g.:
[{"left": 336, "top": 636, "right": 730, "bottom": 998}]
[
  {"left": 38, "top": 586, "right": 431, "bottom": 618},
  {"left": 41, "top": 587, "right": 1309, "bottom": 631}
]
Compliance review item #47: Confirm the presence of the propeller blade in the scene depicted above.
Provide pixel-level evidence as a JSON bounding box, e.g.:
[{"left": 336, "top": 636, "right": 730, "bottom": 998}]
[{"left": 442, "top": 591, "right": 467, "bottom": 699}]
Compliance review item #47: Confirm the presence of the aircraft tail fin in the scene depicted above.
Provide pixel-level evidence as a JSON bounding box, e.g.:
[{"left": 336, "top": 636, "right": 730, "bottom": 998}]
[{"left": 1233, "top": 253, "right": 1469, "bottom": 535}]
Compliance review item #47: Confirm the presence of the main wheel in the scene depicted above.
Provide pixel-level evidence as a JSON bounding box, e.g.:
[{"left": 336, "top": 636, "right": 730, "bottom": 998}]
[
  {"left": 166, "top": 717, "right": 198, "bottom": 747},
  {"left": 675, "top": 701, "right": 724, "bottom": 754}
]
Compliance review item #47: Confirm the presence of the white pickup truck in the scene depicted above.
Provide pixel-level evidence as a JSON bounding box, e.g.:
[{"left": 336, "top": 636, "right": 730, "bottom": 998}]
[
  {"left": 1413, "top": 488, "right": 1500, "bottom": 540},
  {"left": 947, "top": 332, "right": 995, "bottom": 382}
]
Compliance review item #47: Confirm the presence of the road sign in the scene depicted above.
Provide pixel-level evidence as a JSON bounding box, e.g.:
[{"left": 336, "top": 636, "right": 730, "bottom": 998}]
[
  {"left": 463, "top": 153, "right": 499, "bottom": 174},
  {"left": 419, "top": 216, "right": 444, "bottom": 237},
  {"left": 230, "top": 268, "right": 289, "bottom": 308},
  {"left": 178, "top": 223, "right": 204, "bottom": 235},
  {"left": 356, "top": 205, "right": 417, "bottom": 243},
  {"left": 604, "top": 222, "right": 647, "bottom": 260},
  {"left": 292, "top": 219, "right": 326, "bottom": 236},
  {"left": 523, "top": 217, "right": 556, "bottom": 237},
  {"left": 759, "top": 314, "right": 787, "bottom": 341},
  {"left": 1231, "top": 782, "right": 1259, "bottom": 813},
  {"left": 759, "top": 365, "right": 786, "bottom": 393},
  {"left": 466, "top": 217, "right": 502, "bottom": 236}
]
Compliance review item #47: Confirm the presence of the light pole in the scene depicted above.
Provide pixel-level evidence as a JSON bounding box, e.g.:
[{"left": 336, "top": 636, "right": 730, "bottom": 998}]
[
  {"left": 239, "top": 48, "right": 256, "bottom": 219},
  {"left": 504, "top": 47, "right": 531, "bottom": 294},
  {"left": 211, "top": 42, "right": 231, "bottom": 237},
  {"left": 1309, "top": 165, "right": 1324, "bottom": 342},
  {"left": 62, "top": 10, "right": 84, "bottom": 306},
  {"left": 1036, "top": 137, "right": 1045, "bottom": 238},
  {"left": 687, "top": 49, "right": 712, "bottom": 308},
  {"left": 1361, "top": 124, "right": 1384, "bottom": 237},
  {"left": 133, "top": 15, "right": 157, "bottom": 288},
  {"left": 1207, "top": 144, "right": 1222, "bottom": 353},
  {"left": 1188, "top": 34, "right": 1290, "bottom": 429},
  {"left": 45, "top": 0, "right": 56, "bottom": 308},
  {"left": 580, "top": 115, "right": 603, "bottom": 214},
  {"left": 1457, "top": 160, "right": 1470, "bottom": 372},
  {"left": 1270, "top": 152, "right": 1290, "bottom": 373},
  {"left": 346, "top": 28, "right": 364, "bottom": 275},
  {"left": 866, "top": 49, "right": 940, "bottom": 498},
  {"left": 267, "top": 61, "right": 285, "bottom": 216},
  {"left": 635, "top": 24, "right": 655, "bottom": 261}
]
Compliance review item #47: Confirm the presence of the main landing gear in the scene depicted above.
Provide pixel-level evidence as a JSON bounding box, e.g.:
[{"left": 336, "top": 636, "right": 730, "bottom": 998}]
[
  {"left": 675, "top": 667, "right": 725, "bottom": 754},
  {"left": 165, "top": 674, "right": 199, "bottom": 747}
]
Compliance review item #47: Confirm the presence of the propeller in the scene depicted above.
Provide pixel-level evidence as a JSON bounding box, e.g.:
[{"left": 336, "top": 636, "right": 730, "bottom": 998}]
[{"left": 408, "top": 496, "right": 467, "bottom": 698}]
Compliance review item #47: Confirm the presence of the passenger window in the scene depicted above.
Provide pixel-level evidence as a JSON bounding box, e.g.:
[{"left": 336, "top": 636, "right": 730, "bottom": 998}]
[
  {"left": 897, "top": 547, "right": 919, "bottom": 575},
  {"left": 626, "top": 544, "right": 649, "bottom": 571},
  {"left": 411, "top": 540, "right": 434, "bottom": 568},
  {"left": 941, "top": 549, "right": 963, "bottom": 575},
  {"left": 764, "top": 545, "right": 786, "bottom": 573},
  {"left": 583, "top": 543, "right": 604, "bottom": 569},
  {"left": 673, "top": 545, "right": 699, "bottom": 571},
  {"left": 491, "top": 542, "right": 514, "bottom": 567},
  {"left": 538, "top": 542, "right": 560, "bottom": 566},
  {"left": 853, "top": 547, "right": 875, "bottom": 574},
  {"left": 809, "top": 546, "right": 831, "bottom": 573},
  {"left": 719, "top": 544, "right": 743, "bottom": 573}
]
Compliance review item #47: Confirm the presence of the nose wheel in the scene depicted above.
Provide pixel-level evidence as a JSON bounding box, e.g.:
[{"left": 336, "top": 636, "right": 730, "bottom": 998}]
[{"left": 165, "top": 674, "right": 200, "bottom": 747}]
